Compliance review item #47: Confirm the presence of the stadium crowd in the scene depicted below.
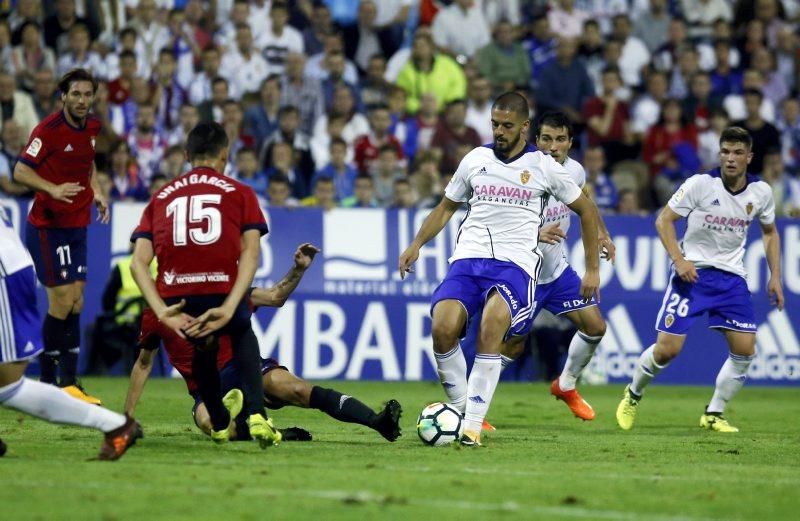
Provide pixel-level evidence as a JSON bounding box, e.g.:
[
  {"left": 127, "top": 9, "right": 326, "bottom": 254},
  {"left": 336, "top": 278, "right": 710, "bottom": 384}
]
[{"left": 0, "top": 0, "right": 799, "bottom": 215}]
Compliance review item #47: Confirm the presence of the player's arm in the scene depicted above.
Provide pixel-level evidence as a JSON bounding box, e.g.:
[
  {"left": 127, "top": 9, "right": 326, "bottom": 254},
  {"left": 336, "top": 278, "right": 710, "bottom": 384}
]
[
  {"left": 13, "top": 161, "right": 84, "bottom": 203},
  {"left": 761, "top": 221, "right": 784, "bottom": 310},
  {"left": 655, "top": 206, "right": 697, "bottom": 283},
  {"left": 125, "top": 346, "right": 156, "bottom": 416},
  {"left": 566, "top": 193, "right": 601, "bottom": 300},
  {"left": 130, "top": 237, "right": 192, "bottom": 337},
  {"left": 89, "top": 162, "right": 110, "bottom": 224},
  {"left": 399, "top": 196, "right": 461, "bottom": 279},
  {"left": 583, "top": 185, "right": 616, "bottom": 263},
  {"left": 251, "top": 243, "right": 320, "bottom": 307},
  {"left": 185, "top": 229, "right": 262, "bottom": 337}
]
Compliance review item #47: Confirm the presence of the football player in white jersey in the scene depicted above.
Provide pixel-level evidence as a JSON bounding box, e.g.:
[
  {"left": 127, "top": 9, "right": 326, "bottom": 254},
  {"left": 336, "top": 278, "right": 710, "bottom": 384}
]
[
  {"left": 0, "top": 212, "right": 142, "bottom": 459},
  {"left": 398, "top": 93, "right": 601, "bottom": 446},
  {"left": 500, "top": 111, "right": 616, "bottom": 421},
  {"left": 616, "top": 127, "right": 785, "bottom": 433}
]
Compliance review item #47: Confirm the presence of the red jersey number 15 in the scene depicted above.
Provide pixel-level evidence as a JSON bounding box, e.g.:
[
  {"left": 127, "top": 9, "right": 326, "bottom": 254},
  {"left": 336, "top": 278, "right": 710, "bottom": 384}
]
[{"left": 166, "top": 194, "right": 222, "bottom": 246}]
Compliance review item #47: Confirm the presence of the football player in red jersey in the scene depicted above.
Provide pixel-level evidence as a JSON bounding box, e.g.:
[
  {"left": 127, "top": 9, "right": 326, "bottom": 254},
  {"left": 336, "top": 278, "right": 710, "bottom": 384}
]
[
  {"left": 130, "top": 122, "right": 281, "bottom": 448},
  {"left": 14, "top": 69, "right": 108, "bottom": 405},
  {"left": 124, "top": 243, "right": 402, "bottom": 443}
]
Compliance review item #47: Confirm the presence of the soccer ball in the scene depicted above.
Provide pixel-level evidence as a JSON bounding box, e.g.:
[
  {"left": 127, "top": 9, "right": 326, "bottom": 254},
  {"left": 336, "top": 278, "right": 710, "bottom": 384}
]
[{"left": 417, "top": 402, "right": 463, "bottom": 446}]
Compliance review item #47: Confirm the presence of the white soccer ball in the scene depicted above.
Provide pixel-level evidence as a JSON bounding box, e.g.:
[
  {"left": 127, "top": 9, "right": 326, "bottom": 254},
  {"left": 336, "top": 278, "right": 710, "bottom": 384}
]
[{"left": 417, "top": 402, "right": 463, "bottom": 446}]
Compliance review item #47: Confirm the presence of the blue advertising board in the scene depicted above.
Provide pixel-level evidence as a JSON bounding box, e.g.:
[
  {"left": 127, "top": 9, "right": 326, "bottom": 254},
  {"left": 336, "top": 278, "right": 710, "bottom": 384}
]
[{"left": 2, "top": 198, "right": 797, "bottom": 386}]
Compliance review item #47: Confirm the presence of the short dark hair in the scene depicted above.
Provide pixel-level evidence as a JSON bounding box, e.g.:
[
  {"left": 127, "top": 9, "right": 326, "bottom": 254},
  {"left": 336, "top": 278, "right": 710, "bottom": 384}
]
[
  {"left": 743, "top": 88, "right": 763, "bottom": 100},
  {"left": 186, "top": 122, "right": 230, "bottom": 162},
  {"left": 271, "top": 1, "right": 288, "bottom": 12},
  {"left": 119, "top": 49, "right": 137, "bottom": 61},
  {"left": 355, "top": 173, "right": 373, "bottom": 185},
  {"left": 330, "top": 137, "right": 347, "bottom": 149},
  {"left": 119, "top": 27, "right": 137, "bottom": 40},
  {"left": 236, "top": 146, "right": 257, "bottom": 158},
  {"left": 492, "top": 91, "right": 529, "bottom": 118},
  {"left": 536, "top": 111, "right": 573, "bottom": 139},
  {"left": 719, "top": 126, "right": 752, "bottom": 149},
  {"left": 58, "top": 68, "right": 98, "bottom": 95},
  {"left": 278, "top": 105, "right": 299, "bottom": 117},
  {"left": 315, "top": 176, "right": 334, "bottom": 187},
  {"left": 378, "top": 144, "right": 399, "bottom": 156},
  {"left": 269, "top": 174, "right": 290, "bottom": 186}
]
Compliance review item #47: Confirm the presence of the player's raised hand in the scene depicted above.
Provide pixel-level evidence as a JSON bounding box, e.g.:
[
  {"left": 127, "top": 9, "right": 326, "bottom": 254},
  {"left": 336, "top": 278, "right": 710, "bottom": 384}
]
[
  {"left": 398, "top": 244, "right": 419, "bottom": 280},
  {"left": 580, "top": 270, "right": 600, "bottom": 303},
  {"left": 599, "top": 235, "right": 616, "bottom": 263},
  {"left": 675, "top": 258, "right": 698, "bottom": 283},
  {"left": 294, "top": 243, "right": 320, "bottom": 270},
  {"left": 184, "top": 306, "right": 233, "bottom": 338},
  {"left": 94, "top": 193, "right": 110, "bottom": 224},
  {"left": 539, "top": 223, "right": 567, "bottom": 245},
  {"left": 157, "top": 299, "right": 194, "bottom": 339},
  {"left": 49, "top": 182, "right": 84, "bottom": 203},
  {"left": 768, "top": 276, "right": 785, "bottom": 311}
]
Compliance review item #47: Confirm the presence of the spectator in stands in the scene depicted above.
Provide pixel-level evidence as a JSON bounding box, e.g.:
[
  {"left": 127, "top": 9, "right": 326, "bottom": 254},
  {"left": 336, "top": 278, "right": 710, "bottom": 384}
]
[
  {"left": 373, "top": 0, "right": 414, "bottom": 52},
  {"left": 751, "top": 47, "right": 789, "bottom": 109},
  {"left": 523, "top": 13, "right": 557, "bottom": 91},
  {"left": 314, "top": 84, "right": 369, "bottom": 149},
  {"left": 372, "top": 144, "right": 406, "bottom": 206},
  {"left": 280, "top": 52, "right": 324, "bottom": 135},
  {"left": 107, "top": 140, "right": 147, "bottom": 202},
  {"left": 165, "top": 8, "right": 200, "bottom": 90},
  {"left": 579, "top": 20, "right": 605, "bottom": 87},
  {"left": 305, "top": 31, "right": 360, "bottom": 85},
  {"left": 0, "top": 71, "right": 38, "bottom": 139},
  {"left": 653, "top": 18, "right": 690, "bottom": 74},
  {"left": 189, "top": 46, "right": 224, "bottom": 105},
  {"left": 222, "top": 99, "right": 255, "bottom": 170},
  {"left": 733, "top": 89, "right": 780, "bottom": 174},
  {"left": 126, "top": 103, "right": 167, "bottom": 184},
  {"left": 160, "top": 145, "right": 188, "bottom": 180},
  {"left": 431, "top": 99, "right": 482, "bottom": 174},
  {"left": 0, "top": 120, "right": 30, "bottom": 197},
  {"left": 762, "top": 148, "right": 800, "bottom": 217},
  {"left": 220, "top": 24, "right": 270, "bottom": 100},
  {"left": 536, "top": 37, "right": 594, "bottom": 127},
  {"left": 385, "top": 86, "right": 418, "bottom": 160},
  {"left": 633, "top": 0, "right": 670, "bottom": 53},
  {"left": 341, "top": 0, "right": 400, "bottom": 73},
  {"left": 410, "top": 151, "right": 443, "bottom": 208},
  {"left": 56, "top": 23, "right": 106, "bottom": 79},
  {"left": 723, "top": 69, "right": 776, "bottom": 123},
  {"left": 215, "top": 0, "right": 252, "bottom": 54},
  {"left": 108, "top": 50, "right": 137, "bottom": 107},
  {"left": 360, "top": 54, "right": 393, "bottom": 108},
  {"left": 262, "top": 106, "right": 314, "bottom": 185},
  {"left": 8, "top": 21, "right": 55, "bottom": 93},
  {"left": 616, "top": 188, "right": 647, "bottom": 216},
  {"left": 92, "top": 81, "right": 123, "bottom": 150},
  {"left": 94, "top": 170, "right": 113, "bottom": 202},
  {"left": 300, "top": 176, "right": 338, "bottom": 211},
  {"left": 354, "top": 103, "right": 404, "bottom": 175},
  {"left": 320, "top": 50, "right": 363, "bottom": 114},
  {"left": 475, "top": 20, "right": 530, "bottom": 96},
  {"left": 631, "top": 70, "right": 670, "bottom": 141},
  {"left": 266, "top": 174, "right": 298, "bottom": 208},
  {"left": 774, "top": 27, "right": 796, "bottom": 93},
  {"left": 129, "top": 0, "right": 171, "bottom": 77},
  {"left": 697, "top": 108, "right": 729, "bottom": 170},
  {"left": 167, "top": 104, "right": 200, "bottom": 147},
  {"left": 611, "top": 14, "right": 650, "bottom": 89},
  {"left": 683, "top": 72, "right": 723, "bottom": 132},
  {"left": 710, "top": 39, "right": 743, "bottom": 99},
  {"left": 547, "top": 0, "right": 589, "bottom": 39},
  {"left": 776, "top": 97, "right": 800, "bottom": 172},
  {"left": 9, "top": 0, "right": 42, "bottom": 44},
  {"left": 119, "top": 76, "right": 153, "bottom": 135},
  {"left": 44, "top": 0, "right": 99, "bottom": 55},
  {"left": 583, "top": 145, "right": 617, "bottom": 212},
  {"left": 390, "top": 178, "right": 417, "bottom": 209},
  {"left": 31, "top": 69, "right": 58, "bottom": 120},
  {"left": 395, "top": 32, "right": 466, "bottom": 114},
  {"left": 257, "top": 1, "right": 304, "bottom": 75},
  {"left": 311, "top": 114, "right": 349, "bottom": 170},
  {"left": 303, "top": 3, "right": 333, "bottom": 56},
  {"left": 104, "top": 27, "right": 149, "bottom": 82},
  {"left": 152, "top": 48, "right": 188, "bottom": 132},
  {"left": 582, "top": 66, "right": 635, "bottom": 166},
  {"left": 265, "top": 141, "right": 307, "bottom": 198},
  {"left": 235, "top": 147, "right": 268, "bottom": 195},
  {"left": 313, "top": 137, "right": 358, "bottom": 201},
  {"left": 341, "top": 173, "right": 379, "bottom": 208},
  {"left": 465, "top": 76, "right": 493, "bottom": 144},
  {"left": 197, "top": 76, "right": 228, "bottom": 124},
  {"left": 682, "top": 0, "right": 732, "bottom": 38},
  {"left": 244, "top": 75, "right": 282, "bottom": 151},
  {"left": 148, "top": 173, "right": 168, "bottom": 197},
  {"left": 667, "top": 45, "right": 702, "bottom": 100}
]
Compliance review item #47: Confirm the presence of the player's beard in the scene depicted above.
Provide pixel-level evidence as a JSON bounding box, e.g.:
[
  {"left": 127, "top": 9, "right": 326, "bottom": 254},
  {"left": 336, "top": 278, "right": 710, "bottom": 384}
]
[
  {"left": 66, "top": 104, "right": 88, "bottom": 124},
  {"left": 494, "top": 132, "right": 521, "bottom": 157}
]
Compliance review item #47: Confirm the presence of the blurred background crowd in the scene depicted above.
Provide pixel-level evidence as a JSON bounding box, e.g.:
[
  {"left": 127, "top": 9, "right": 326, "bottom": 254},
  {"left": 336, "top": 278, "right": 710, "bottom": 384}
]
[{"left": 0, "top": 0, "right": 799, "bottom": 216}]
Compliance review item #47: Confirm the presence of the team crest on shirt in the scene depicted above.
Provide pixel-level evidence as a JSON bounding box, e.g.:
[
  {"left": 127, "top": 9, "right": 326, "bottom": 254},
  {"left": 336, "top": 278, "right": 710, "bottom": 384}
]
[
  {"left": 26, "top": 138, "right": 42, "bottom": 157},
  {"left": 746, "top": 202, "right": 753, "bottom": 215},
  {"left": 520, "top": 170, "right": 530, "bottom": 184},
  {"left": 665, "top": 314, "right": 675, "bottom": 328},
  {"left": 163, "top": 270, "right": 176, "bottom": 285},
  {"left": 60, "top": 269, "right": 68, "bottom": 280}
]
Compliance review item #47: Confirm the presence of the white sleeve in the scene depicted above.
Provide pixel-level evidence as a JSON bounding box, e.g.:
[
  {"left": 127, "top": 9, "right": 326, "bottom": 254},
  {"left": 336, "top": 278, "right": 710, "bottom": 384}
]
[
  {"left": 758, "top": 185, "right": 776, "bottom": 225},
  {"left": 444, "top": 154, "right": 472, "bottom": 202},
  {"left": 667, "top": 175, "right": 702, "bottom": 216},
  {"left": 544, "top": 155, "right": 582, "bottom": 205}
]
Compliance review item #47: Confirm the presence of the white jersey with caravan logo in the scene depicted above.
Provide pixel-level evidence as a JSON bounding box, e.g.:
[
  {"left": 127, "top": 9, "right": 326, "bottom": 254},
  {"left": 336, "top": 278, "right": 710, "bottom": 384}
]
[
  {"left": 0, "top": 211, "right": 33, "bottom": 277},
  {"left": 668, "top": 170, "right": 775, "bottom": 278},
  {"left": 445, "top": 144, "right": 583, "bottom": 280},
  {"left": 538, "top": 156, "right": 586, "bottom": 284}
]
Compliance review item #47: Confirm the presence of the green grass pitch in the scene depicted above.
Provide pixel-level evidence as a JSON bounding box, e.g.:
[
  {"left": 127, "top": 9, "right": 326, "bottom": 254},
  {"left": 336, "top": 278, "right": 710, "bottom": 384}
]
[{"left": 1, "top": 378, "right": 799, "bottom": 520}]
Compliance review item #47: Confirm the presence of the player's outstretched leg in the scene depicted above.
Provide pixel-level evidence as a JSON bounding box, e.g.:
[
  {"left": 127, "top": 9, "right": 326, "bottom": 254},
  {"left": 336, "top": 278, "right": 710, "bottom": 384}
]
[
  {"left": 305, "top": 383, "right": 402, "bottom": 442},
  {"left": 431, "top": 301, "right": 469, "bottom": 414}
]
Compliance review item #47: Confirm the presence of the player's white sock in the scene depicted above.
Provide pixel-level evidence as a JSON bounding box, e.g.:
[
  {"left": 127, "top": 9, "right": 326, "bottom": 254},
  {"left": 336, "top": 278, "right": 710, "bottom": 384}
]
[
  {"left": 500, "top": 355, "right": 514, "bottom": 370},
  {"left": 0, "top": 377, "right": 126, "bottom": 433},
  {"left": 558, "top": 331, "right": 603, "bottom": 391},
  {"left": 630, "top": 344, "right": 669, "bottom": 397},
  {"left": 707, "top": 353, "right": 754, "bottom": 414},
  {"left": 463, "top": 354, "right": 501, "bottom": 434},
  {"left": 434, "top": 344, "right": 467, "bottom": 413}
]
